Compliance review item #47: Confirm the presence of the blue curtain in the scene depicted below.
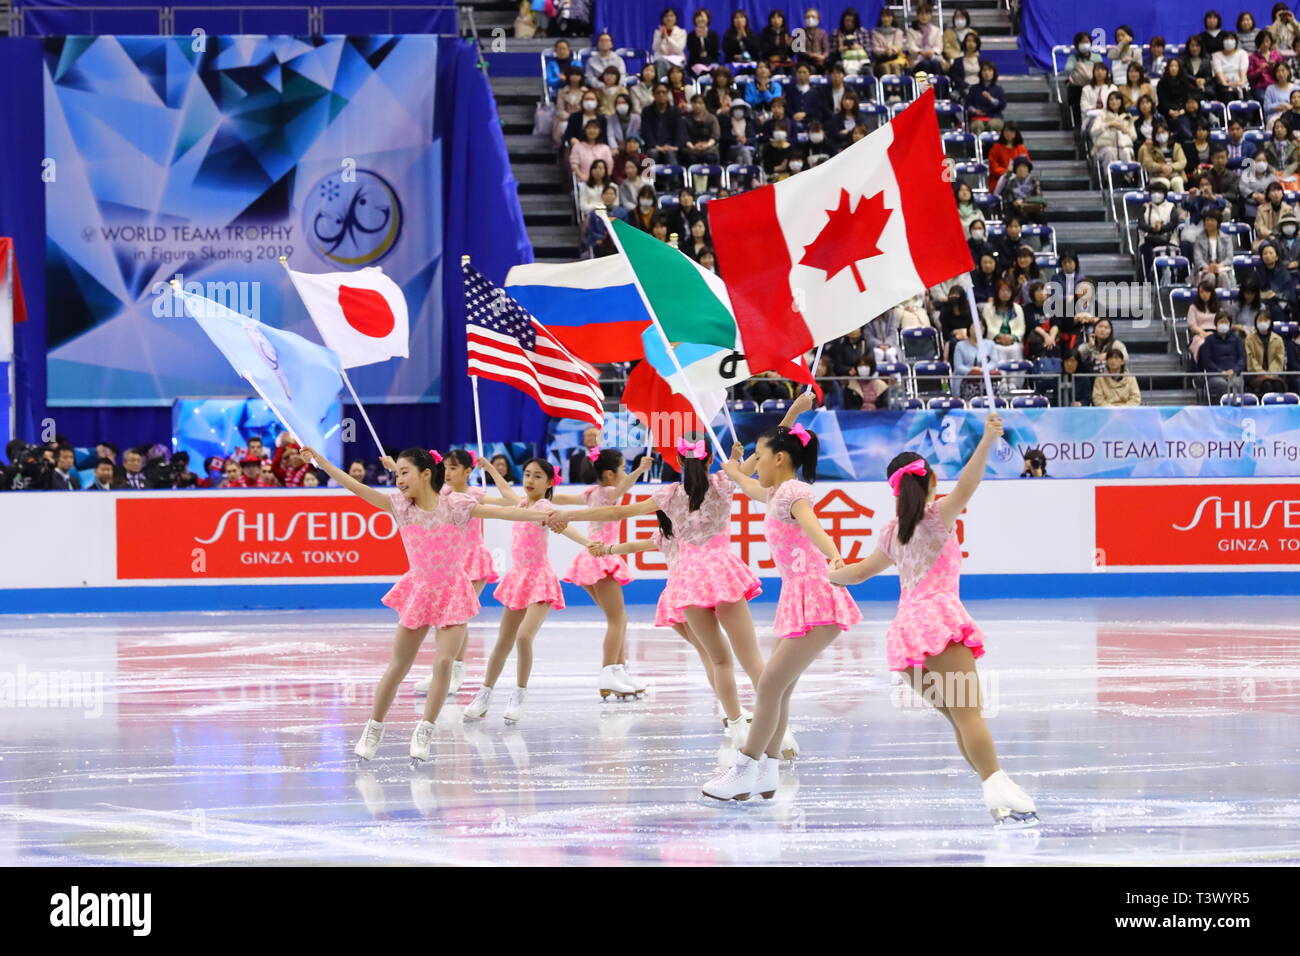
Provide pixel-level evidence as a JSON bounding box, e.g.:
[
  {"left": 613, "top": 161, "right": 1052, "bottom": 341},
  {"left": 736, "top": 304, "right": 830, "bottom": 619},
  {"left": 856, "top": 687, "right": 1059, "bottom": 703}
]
[
  {"left": 1019, "top": 1, "right": 1298, "bottom": 71},
  {"left": 597, "top": 1, "right": 884, "bottom": 51},
  {"left": 0, "top": 36, "right": 542, "bottom": 457}
]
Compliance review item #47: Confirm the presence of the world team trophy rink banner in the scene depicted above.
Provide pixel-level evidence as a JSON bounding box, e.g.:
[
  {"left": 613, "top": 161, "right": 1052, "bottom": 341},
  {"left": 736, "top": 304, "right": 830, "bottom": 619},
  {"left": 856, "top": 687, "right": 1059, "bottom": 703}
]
[{"left": 42, "top": 34, "right": 443, "bottom": 406}]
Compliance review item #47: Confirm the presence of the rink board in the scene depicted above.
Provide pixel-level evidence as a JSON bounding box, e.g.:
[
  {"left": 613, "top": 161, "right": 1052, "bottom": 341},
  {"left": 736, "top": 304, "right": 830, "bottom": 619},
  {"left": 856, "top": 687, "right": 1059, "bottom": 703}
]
[{"left": 2, "top": 478, "right": 1300, "bottom": 612}]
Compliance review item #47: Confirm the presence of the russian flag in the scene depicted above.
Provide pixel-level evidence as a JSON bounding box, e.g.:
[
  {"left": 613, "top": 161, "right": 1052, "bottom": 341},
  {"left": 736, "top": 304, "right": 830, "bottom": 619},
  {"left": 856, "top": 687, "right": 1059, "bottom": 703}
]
[{"left": 504, "top": 257, "right": 651, "bottom": 363}]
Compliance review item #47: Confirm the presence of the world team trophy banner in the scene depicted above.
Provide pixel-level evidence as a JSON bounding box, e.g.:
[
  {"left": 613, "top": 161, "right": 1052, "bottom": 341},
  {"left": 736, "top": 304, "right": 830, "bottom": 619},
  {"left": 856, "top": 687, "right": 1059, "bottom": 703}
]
[{"left": 43, "top": 34, "right": 443, "bottom": 406}]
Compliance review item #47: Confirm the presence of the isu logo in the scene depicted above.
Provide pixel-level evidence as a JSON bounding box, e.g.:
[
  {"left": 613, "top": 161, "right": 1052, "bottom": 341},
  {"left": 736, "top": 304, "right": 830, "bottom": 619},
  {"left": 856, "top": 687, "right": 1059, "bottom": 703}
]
[{"left": 1096, "top": 485, "right": 1300, "bottom": 566}]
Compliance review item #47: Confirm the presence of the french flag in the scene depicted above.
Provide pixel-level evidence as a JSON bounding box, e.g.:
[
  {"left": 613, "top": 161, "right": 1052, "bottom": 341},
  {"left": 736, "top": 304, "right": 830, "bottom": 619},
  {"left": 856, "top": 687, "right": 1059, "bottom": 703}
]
[{"left": 504, "top": 256, "right": 651, "bottom": 363}]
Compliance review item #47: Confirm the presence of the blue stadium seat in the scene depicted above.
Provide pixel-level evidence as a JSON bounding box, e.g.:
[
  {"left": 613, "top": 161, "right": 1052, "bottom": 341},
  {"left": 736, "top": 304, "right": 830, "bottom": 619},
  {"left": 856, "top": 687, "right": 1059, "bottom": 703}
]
[
  {"left": 927, "top": 396, "right": 964, "bottom": 409},
  {"left": 1228, "top": 100, "right": 1264, "bottom": 129},
  {"left": 1220, "top": 394, "right": 1260, "bottom": 406},
  {"left": 943, "top": 131, "right": 976, "bottom": 160},
  {"left": 760, "top": 399, "right": 791, "bottom": 413},
  {"left": 729, "top": 399, "right": 758, "bottom": 412},
  {"left": 725, "top": 163, "right": 763, "bottom": 191},
  {"left": 913, "top": 360, "right": 951, "bottom": 378},
  {"left": 1011, "top": 395, "right": 1049, "bottom": 408},
  {"left": 901, "top": 326, "right": 939, "bottom": 360},
  {"left": 899, "top": 397, "right": 924, "bottom": 410},
  {"left": 968, "top": 396, "right": 1009, "bottom": 408},
  {"left": 1262, "top": 392, "right": 1300, "bottom": 405},
  {"left": 651, "top": 164, "right": 686, "bottom": 191},
  {"left": 997, "top": 360, "right": 1034, "bottom": 375},
  {"left": 1273, "top": 321, "right": 1299, "bottom": 338},
  {"left": 687, "top": 163, "right": 725, "bottom": 193},
  {"left": 875, "top": 361, "right": 909, "bottom": 377}
]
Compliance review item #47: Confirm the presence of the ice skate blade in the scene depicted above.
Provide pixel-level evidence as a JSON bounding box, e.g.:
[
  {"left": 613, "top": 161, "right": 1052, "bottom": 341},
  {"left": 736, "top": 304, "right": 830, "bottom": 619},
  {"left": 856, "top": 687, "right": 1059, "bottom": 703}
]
[
  {"left": 759, "top": 790, "right": 776, "bottom": 799},
  {"left": 503, "top": 717, "right": 519, "bottom": 726},
  {"left": 780, "top": 748, "right": 797, "bottom": 761},
  {"left": 990, "top": 808, "right": 1040, "bottom": 829},
  {"left": 701, "top": 790, "right": 751, "bottom": 802}
]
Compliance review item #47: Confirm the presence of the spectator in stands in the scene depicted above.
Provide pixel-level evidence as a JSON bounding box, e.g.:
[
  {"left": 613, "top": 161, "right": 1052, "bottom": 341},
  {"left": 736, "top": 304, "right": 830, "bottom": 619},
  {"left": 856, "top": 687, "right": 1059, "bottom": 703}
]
[
  {"left": 681, "top": 94, "right": 721, "bottom": 164},
  {"left": 259, "top": 460, "right": 282, "bottom": 487},
  {"left": 761, "top": 117, "right": 804, "bottom": 177},
  {"left": 119, "top": 447, "right": 146, "bottom": 489},
  {"left": 1181, "top": 34, "right": 1213, "bottom": 95},
  {"left": 83, "top": 457, "right": 118, "bottom": 491},
  {"left": 1198, "top": 310, "right": 1246, "bottom": 402},
  {"left": 567, "top": 426, "right": 601, "bottom": 484},
  {"left": 1256, "top": 240, "right": 1296, "bottom": 319},
  {"left": 1147, "top": 36, "right": 1169, "bottom": 79},
  {"left": 1199, "top": 10, "right": 1227, "bottom": 55},
  {"left": 1234, "top": 280, "right": 1266, "bottom": 334},
  {"left": 1138, "top": 178, "right": 1183, "bottom": 278},
  {"left": 1254, "top": 181, "right": 1294, "bottom": 248},
  {"left": 967, "top": 217, "right": 995, "bottom": 261},
  {"left": 787, "top": 64, "right": 825, "bottom": 125},
  {"left": 1182, "top": 121, "right": 1215, "bottom": 169},
  {"left": 1058, "top": 349, "right": 1089, "bottom": 405},
  {"left": 651, "top": 219, "right": 672, "bottom": 243},
  {"left": 870, "top": 7, "right": 908, "bottom": 76},
  {"left": 1276, "top": 213, "right": 1300, "bottom": 273},
  {"left": 596, "top": 66, "right": 626, "bottom": 115},
  {"left": 48, "top": 446, "right": 80, "bottom": 490},
  {"left": 629, "top": 63, "right": 658, "bottom": 113},
  {"left": 1248, "top": 29, "right": 1283, "bottom": 94},
  {"left": 1281, "top": 89, "right": 1300, "bottom": 137},
  {"left": 942, "top": 7, "right": 974, "bottom": 61},
  {"left": 1264, "top": 116, "right": 1300, "bottom": 186},
  {"left": 861, "top": 307, "right": 898, "bottom": 360},
  {"left": 948, "top": 31, "right": 982, "bottom": 96},
  {"left": 1238, "top": 13, "right": 1258, "bottom": 53},
  {"left": 486, "top": 454, "right": 514, "bottom": 483},
  {"left": 1224, "top": 117, "right": 1259, "bottom": 163},
  {"left": 1093, "top": 91, "right": 1137, "bottom": 167},
  {"left": 585, "top": 32, "right": 625, "bottom": 88},
  {"left": 723, "top": 9, "right": 762, "bottom": 63},
  {"left": 764, "top": 95, "right": 802, "bottom": 139},
  {"left": 893, "top": 294, "right": 933, "bottom": 335},
  {"left": 760, "top": 9, "right": 796, "bottom": 69},
  {"left": 564, "top": 88, "right": 605, "bottom": 146},
  {"left": 1264, "top": 62, "right": 1297, "bottom": 123},
  {"left": 571, "top": 121, "right": 613, "bottom": 181},
  {"left": 698, "top": 247, "right": 718, "bottom": 272},
  {"left": 545, "top": 39, "right": 581, "bottom": 99},
  {"left": 1078, "top": 318, "right": 1128, "bottom": 388},
  {"left": 1092, "top": 349, "right": 1142, "bottom": 406},
  {"left": 832, "top": 7, "right": 872, "bottom": 73},
  {"left": 1187, "top": 278, "right": 1222, "bottom": 359},
  {"left": 216, "top": 458, "right": 240, "bottom": 488},
  {"left": 1047, "top": 248, "right": 1087, "bottom": 301},
  {"left": 1240, "top": 153, "right": 1276, "bottom": 221},
  {"left": 1120, "top": 63, "right": 1154, "bottom": 110},
  {"left": 952, "top": 317, "right": 1000, "bottom": 398},
  {"left": 1206, "top": 146, "right": 1242, "bottom": 209},
  {"left": 1212, "top": 30, "right": 1250, "bottom": 101},
  {"left": 971, "top": 251, "right": 1000, "bottom": 302},
  {"left": 665, "top": 64, "right": 690, "bottom": 110},
  {"left": 1133, "top": 95, "right": 1160, "bottom": 149},
  {"left": 1004, "top": 244, "right": 1041, "bottom": 298},
  {"left": 704, "top": 65, "right": 738, "bottom": 113},
  {"left": 629, "top": 184, "right": 659, "bottom": 231},
  {"left": 641, "top": 83, "right": 685, "bottom": 164},
  {"left": 1023, "top": 281, "right": 1058, "bottom": 359},
  {"left": 585, "top": 185, "right": 626, "bottom": 257},
  {"left": 1065, "top": 32, "right": 1105, "bottom": 125},
  {"left": 664, "top": 187, "right": 703, "bottom": 237},
  {"left": 995, "top": 156, "right": 1045, "bottom": 223},
  {"left": 906, "top": 3, "right": 945, "bottom": 76},
  {"left": 651, "top": 7, "right": 687, "bottom": 77},
  {"left": 606, "top": 93, "right": 641, "bottom": 149},
  {"left": 617, "top": 154, "right": 648, "bottom": 207},
  {"left": 954, "top": 182, "right": 980, "bottom": 229},
  {"left": 1079, "top": 63, "right": 1116, "bottom": 141},
  {"left": 966, "top": 60, "right": 1007, "bottom": 133},
  {"left": 576, "top": 161, "right": 611, "bottom": 224},
  {"left": 721, "top": 101, "right": 757, "bottom": 164},
  {"left": 799, "top": 6, "right": 832, "bottom": 71},
  {"left": 678, "top": 216, "right": 711, "bottom": 260},
  {"left": 1194, "top": 209, "right": 1235, "bottom": 289},
  {"left": 1107, "top": 24, "right": 1142, "bottom": 70},
  {"left": 514, "top": 0, "right": 537, "bottom": 39},
  {"left": 552, "top": 67, "right": 585, "bottom": 148},
  {"left": 936, "top": 286, "right": 973, "bottom": 354},
  {"left": 747, "top": 369, "right": 798, "bottom": 405},
  {"left": 1246, "top": 309, "right": 1289, "bottom": 395},
  {"left": 1267, "top": 3, "right": 1300, "bottom": 56},
  {"left": 225, "top": 455, "right": 268, "bottom": 488},
  {"left": 686, "top": 8, "right": 720, "bottom": 75},
  {"left": 827, "top": 91, "right": 863, "bottom": 150},
  {"left": 549, "top": 0, "right": 591, "bottom": 38},
  {"left": 1157, "top": 58, "right": 1194, "bottom": 120},
  {"left": 983, "top": 279, "right": 1026, "bottom": 375},
  {"left": 744, "top": 62, "right": 784, "bottom": 115},
  {"left": 990, "top": 214, "right": 1028, "bottom": 269}
]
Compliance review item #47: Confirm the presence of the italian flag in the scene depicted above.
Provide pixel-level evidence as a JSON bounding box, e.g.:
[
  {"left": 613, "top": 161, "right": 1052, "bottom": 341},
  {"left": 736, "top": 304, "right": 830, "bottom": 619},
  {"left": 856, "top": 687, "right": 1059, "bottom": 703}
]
[{"left": 707, "top": 88, "right": 973, "bottom": 374}]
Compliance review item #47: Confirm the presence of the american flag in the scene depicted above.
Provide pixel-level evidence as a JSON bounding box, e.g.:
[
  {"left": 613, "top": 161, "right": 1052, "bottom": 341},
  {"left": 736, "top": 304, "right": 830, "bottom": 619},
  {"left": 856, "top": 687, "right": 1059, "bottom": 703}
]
[{"left": 464, "top": 263, "right": 605, "bottom": 427}]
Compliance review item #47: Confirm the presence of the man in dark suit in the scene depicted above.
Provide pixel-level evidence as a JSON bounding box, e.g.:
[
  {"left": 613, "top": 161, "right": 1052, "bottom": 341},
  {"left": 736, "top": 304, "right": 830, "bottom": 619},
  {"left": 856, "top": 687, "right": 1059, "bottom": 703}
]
[{"left": 49, "top": 446, "right": 82, "bottom": 490}]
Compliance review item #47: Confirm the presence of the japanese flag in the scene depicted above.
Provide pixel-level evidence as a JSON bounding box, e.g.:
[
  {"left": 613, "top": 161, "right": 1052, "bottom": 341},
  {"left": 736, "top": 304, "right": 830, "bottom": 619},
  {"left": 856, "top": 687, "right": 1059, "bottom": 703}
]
[
  {"left": 707, "top": 88, "right": 973, "bottom": 374},
  {"left": 283, "top": 264, "right": 409, "bottom": 369}
]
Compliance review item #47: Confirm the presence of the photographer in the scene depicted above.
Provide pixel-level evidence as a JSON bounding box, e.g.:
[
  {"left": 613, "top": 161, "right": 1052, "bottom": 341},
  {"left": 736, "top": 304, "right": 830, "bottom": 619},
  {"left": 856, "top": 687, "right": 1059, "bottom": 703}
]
[
  {"left": 3, "top": 443, "right": 52, "bottom": 490},
  {"left": 1020, "top": 447, "right": 1049, "bottom": 478}
]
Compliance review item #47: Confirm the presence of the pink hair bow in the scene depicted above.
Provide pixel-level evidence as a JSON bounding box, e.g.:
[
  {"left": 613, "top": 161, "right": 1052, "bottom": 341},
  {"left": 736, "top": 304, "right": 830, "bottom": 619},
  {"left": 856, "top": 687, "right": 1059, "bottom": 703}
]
[
  {"left": 586, "top": 446, "right": 601, "bottom": 462},
  {"left": 429, "top": 449, "right": 443, "bottom": 464},
  {"left": 467, "top": 450, "right": 477, "bottom": 466},
  {"left": 676, "top": 436, "right": 706, "bottom": 459},
  {"left": 788, "top": 423, "right": 812, "bottom": 447},
  {"left": 887, "top": 460, "right": 927, "bottom": 496}
]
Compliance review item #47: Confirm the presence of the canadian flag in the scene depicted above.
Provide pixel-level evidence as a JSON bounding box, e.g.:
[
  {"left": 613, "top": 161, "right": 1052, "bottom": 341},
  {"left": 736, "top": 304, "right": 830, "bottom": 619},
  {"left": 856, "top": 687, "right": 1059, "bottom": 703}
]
[
  {"left": 708, "top": 88, "right": 973, "bottom": 374},
  {"left": 283, "top": 264, "right": 409, "bottom": 369}
]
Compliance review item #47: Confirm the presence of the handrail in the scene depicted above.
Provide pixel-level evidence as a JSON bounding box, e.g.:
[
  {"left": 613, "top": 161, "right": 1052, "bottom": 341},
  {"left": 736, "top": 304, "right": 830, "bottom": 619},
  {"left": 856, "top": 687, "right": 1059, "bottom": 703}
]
[{"left": 10, "top": 3, "right": 462, "bottom": 37}]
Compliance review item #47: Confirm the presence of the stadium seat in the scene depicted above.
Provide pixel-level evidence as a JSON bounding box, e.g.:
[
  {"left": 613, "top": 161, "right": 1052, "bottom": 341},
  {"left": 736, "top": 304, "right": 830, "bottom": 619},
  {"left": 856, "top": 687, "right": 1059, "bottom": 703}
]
[
  {"left": 1221, "top": 222, "right": 1253, "bottom": 253},
  {"left": 875, "top": 361, "right": 909, "bottom": 377},
  {"left": 759, "top": 399, "right": 790, "bottom": 413},
  {"left": 656, "top": 195, "right": 680, "bottom": 211},
  {"left": 954, "top": 161, "right": 987, "bottom": 192},
  {"left": 1273, "top": 321, "right": 1299, "bottom": 338},
  {"left": 729, "top": 399, "right": 758, "bottom": 412},
  {"left": 943, "top": 131, "right": 977, "bottom": 161},
  {"left": 877, "top": 74, "right": 915, "bottom": 103},
  {"left": 1228, "top": 100, "right": 1264, "bottom": 129},
  {"left": 725, "top": 163, "right": 763, "bottom": 191},
  {"left": 1012, "top": 395, "right": 1049, "bottom": 408},
  {"left": 1262, "top": 392, "right": 1300, "bottom": 404},
  {"left": 858, "top": 102, "right": 889, "bottom": 128},
  {"left": 1220, "top": 394, "right": 1260, "bottom": 406},
  {"left": 687, "top": 163, "right": 725, "bottom": 194},
  {"left": 968, "top": 396, "right": 1009, "bottom": 408},
  {"left": 927, "top": 396, "right": 964, "bottom": 410},
  {"left": 650, "top": 164, "right": 686, "bottom": 191},
  {"left": 934, "top": 100, "right": 963, "bottom": 130},
  {"left": 901, "top": 326, "right": 939, "bottom": 361},
  {"left": 899, "top": 397, "right": 924, "bottom": 410},
  {"left": 913, "top": 360, "right": 951, "bottom": 378}
]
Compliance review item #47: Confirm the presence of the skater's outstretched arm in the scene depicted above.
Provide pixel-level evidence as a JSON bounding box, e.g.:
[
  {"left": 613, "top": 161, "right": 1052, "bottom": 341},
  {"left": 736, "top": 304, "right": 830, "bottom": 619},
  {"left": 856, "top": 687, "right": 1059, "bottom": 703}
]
[
  {"left": 737, "top": 391, "right": 815, "bottom": 475},
  {"left": 559, "top": 526, "right": 593, "bottom": 549},
  {"left": 790, "top": 497, "right": 845, "bottom": 569},
  {"left": 475, "top": 457, "right": 520, "bottom": 506},
  {"left": 471, "top": 503, "right": 555, "bottom": 523},
  {"left": 829, "top": 548, "right": 894, "bottom": 586},
  {"left": 610, "top": 456, "right": 653, "bottom": 497},
  {"left": 939, "top": 413, "right": 1004, "bottom": 530},
  {"left": 545, "top": 495, "right": 659, "bottom": 531},
  {"left": 300, "top": 446, "right": 392, "bottom": 512},
  {"left": 722, "top": 457, "right": 766, "bottom": 501},
  {"left": 597, "top": 538, "right": 657, "bottom": 557}
]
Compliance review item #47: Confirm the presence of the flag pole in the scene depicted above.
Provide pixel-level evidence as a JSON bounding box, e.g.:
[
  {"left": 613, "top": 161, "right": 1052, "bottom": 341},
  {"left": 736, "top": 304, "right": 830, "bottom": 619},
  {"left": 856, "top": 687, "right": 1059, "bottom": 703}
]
[
  {"left": 805, "top": 343, "right": 826, "bottom": 394},
  {"left": 604, "top": 209, "right": 728, "bottom": 461},
  {"left": 279, "top": 256, "right": 387, "bottom": 462},
  {"left": 240, "top": 371, "right": 304, "bottom": 449},
  {"left": 464, "top": 255, "right": 489, "bottom": 488},
  {"left": 960, "top": 276, "right": 998, "bottom": 409}
]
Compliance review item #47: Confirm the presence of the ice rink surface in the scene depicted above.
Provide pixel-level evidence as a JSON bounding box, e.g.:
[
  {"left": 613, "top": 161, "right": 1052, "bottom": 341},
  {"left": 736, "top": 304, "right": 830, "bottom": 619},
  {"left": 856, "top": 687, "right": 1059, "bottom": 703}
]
[{"left": 2, "top": 598, "right": 1298, "bottom": 866}]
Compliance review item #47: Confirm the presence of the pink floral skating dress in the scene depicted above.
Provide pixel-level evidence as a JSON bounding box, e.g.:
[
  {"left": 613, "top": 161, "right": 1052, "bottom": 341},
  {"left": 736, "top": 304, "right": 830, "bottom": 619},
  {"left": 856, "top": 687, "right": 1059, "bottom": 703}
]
[
  {"left": 441, "top": 484, "right": 499, "bottom": 584},
  {"left": 563, "top": 485, "right": 633, "bottom": 586},
  {"left": 651, "top": 530, "right": 681, "bottom": 628},
  {"left": 651, "top": 471, "right": 760, "bottom": 624},
  {"left": 765, "top": 480, "right": 861, "bottom": 639},
  {"left": 381, "top": 490, "right": 480, "bottom": 629},
  {"left": 493, "top": 497, "right": 566, "bottom": 611},
  {"left": 877, "top": 501, "right": 985, "bottom": 671}
]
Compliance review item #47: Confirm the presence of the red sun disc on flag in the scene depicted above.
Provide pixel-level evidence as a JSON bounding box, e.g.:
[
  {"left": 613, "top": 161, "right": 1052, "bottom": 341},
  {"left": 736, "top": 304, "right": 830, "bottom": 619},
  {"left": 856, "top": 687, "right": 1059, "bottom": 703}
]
[{"left": 337, "top": 285, "right": 395, "bottom": 337}]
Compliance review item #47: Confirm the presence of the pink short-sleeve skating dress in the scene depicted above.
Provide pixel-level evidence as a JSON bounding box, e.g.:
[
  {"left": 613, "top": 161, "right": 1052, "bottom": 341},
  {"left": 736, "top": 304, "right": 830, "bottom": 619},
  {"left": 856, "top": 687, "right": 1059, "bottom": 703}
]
[
  {"left": 493, "top": 497, "right": 566, "bottom": 611},
  {"left": 652, "top": 529, "right": 682, "bottom": 628},
  {"left": 440, "top": 484, "right": 499, "bottom": 584},
  {"left": 381, "top": 490, "right": 481, "bottom": 629},
  {"left": 764, "top": 480, "right": 861, "bottom": 640},
  {"left": 562, "top": 484, "right": 633, "bottom": 587},
  {"left": 877, "top": 501, "right": 985, "bottom": 671},
  {"left": 651, "top": 472, "right": 760, "bottom": 624}
]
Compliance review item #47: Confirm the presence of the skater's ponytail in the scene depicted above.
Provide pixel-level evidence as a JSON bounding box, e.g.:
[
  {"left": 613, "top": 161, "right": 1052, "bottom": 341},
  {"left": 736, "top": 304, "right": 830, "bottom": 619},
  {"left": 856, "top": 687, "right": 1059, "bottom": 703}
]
[
  {"left": 655, "top": 509, "right": 674, "bottom": 538},
  {"left": 398, "top": 447, "right": 445, "bottom": 490},
  {"left": 522, "top": 457, "right": 556, "bottom": 499},
  {"left": 758, "top": 424, "right": 818, "bottom": 483},
  {"left": 677, "top": 432, "right": 712, "bottom": 511},
  {"left": 887, "top": 451, "right": 930, "bottom": 545},
  {"left": 592, "top": 448, "right": 625, "bottom": 485}
]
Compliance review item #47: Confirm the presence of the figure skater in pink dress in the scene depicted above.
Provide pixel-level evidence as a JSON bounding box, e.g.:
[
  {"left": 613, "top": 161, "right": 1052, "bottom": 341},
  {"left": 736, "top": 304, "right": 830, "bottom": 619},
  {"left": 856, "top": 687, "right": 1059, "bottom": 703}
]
[
  {"left": 554, "top": 448, "right": 651, "bottom": 699},
  {"left": 702, "top": 423, "right": 861, "bottom": 801},
  {"left": 300, "top": 446, "right": 554, "bottom": 764},
  {"left": 462, "top": 458, "right": 595, "bottom": 724},
  {"left": 828, "top": 414, "right": 1040, "bottom": 827},
  {"left": 410, "top": 449, "right": 520, "bottom": 699}
]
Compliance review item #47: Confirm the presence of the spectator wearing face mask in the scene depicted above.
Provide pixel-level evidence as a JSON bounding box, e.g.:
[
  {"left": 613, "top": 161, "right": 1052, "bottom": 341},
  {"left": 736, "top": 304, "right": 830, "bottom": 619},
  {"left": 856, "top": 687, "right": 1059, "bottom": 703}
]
[
  {"left": 761, "top": 118, "right": 805, "bottom": 178},
  {"left": 1254, "top": 181, "right": 1294, "bottom": 249},
  {"left": 1274, "top": 213, "right": 1300, "bottom": 273},
  {"left": 966, "top": 218, "right": 993, "bottom": 263},
  {"left": 1092, "top": 349, "right": 1142, "bottom": 406},
  {"left": 1064, "top": 31, "right": 1106, "bottom": 126},
  {"left": 1211, "top": 31, "right": 1249, "bottom": 101},
  {"left": 1197, "top": 310, "right": 1246, "bottom": 402},
  {"left": 1138, "top": 178, "right": 1183, "bottom": 279},
  {"left": 606, "top": 93, "right": 641, "bottom": 149},
  {"left": 564, "top": 88, "right": 606, "bottom": 146},
  {"left": 943, "top": 7, "right": 974, "bottom": 63},
  {"left": 720, "top": 101, "right": 757, "bottom": 164},
  {"left": 629, "top": 185, "right": 659, "bottom": 232},
  {"left": 798, "top": 7, "right": 831, "bottom": 71},
  {"left": 805, "top": 121, "right": 833, "bottom": 165},
  {"left": 1239, "top": 155, "right": 1277, "bottom": 221}
]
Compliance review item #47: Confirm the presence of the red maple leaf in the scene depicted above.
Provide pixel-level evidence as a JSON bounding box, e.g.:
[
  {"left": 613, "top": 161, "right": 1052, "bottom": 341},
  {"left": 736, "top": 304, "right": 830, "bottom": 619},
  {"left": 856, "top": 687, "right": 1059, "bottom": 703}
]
[{"left": 799, "top": 189, "right": 892, "bottom": 293}]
